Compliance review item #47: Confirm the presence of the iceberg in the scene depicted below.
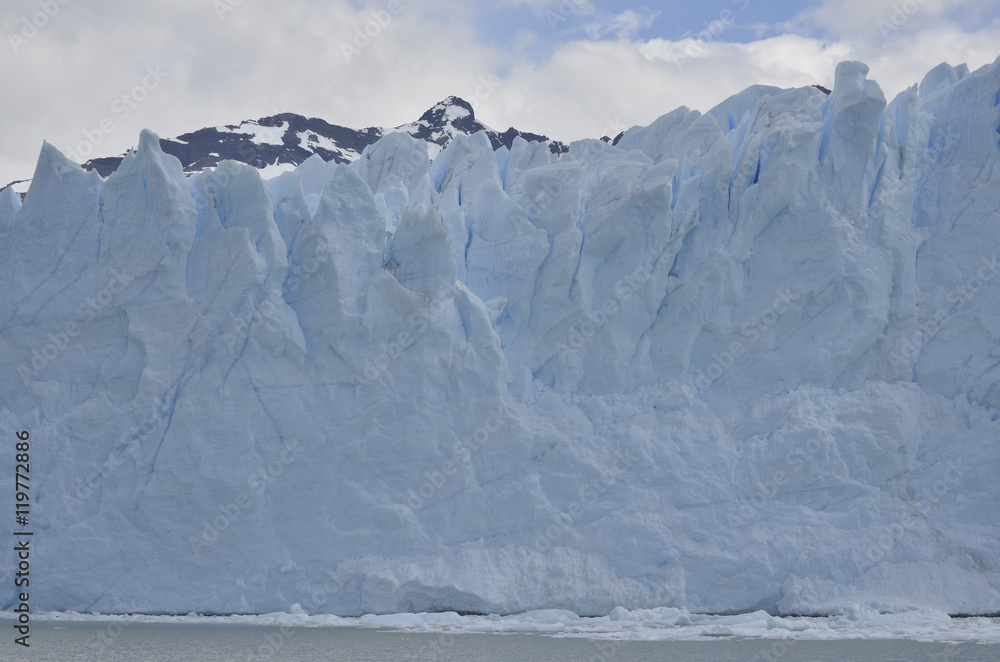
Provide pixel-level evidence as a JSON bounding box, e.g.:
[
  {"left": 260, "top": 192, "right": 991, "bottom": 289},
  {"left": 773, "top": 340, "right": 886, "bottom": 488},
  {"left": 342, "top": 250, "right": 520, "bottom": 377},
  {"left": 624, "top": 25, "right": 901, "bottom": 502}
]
[{"left": 2, "top": 58, "right": 1000, "bottom": 618}]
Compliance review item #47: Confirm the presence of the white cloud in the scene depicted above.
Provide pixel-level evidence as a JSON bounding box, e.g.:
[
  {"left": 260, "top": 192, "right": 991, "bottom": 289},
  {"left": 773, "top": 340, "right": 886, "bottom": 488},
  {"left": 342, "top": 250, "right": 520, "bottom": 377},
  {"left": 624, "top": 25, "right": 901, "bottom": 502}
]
[
  {"left": 794, "top": 0, "right": 994, "bottom": 42},
  {"left": 584, "top": 8, "right": 659, "bottom": 40}
]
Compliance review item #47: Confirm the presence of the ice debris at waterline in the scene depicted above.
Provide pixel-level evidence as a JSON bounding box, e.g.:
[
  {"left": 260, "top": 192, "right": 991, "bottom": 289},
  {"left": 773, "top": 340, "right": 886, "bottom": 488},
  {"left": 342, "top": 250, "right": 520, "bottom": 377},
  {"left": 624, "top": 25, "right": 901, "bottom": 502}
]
[
  {"left": 9, "top": 607, "right": 1000, "bottom": 643},
  {"left": 2, "top": 58, "right": 1000, "bottom": 617}
]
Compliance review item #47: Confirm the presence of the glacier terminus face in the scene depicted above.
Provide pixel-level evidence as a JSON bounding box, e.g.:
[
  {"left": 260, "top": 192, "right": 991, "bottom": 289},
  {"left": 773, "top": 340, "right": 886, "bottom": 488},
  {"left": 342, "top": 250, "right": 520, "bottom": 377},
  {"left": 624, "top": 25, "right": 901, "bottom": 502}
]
[{"left": 2, "top": 58, "right": 1000, "bottom": 618}]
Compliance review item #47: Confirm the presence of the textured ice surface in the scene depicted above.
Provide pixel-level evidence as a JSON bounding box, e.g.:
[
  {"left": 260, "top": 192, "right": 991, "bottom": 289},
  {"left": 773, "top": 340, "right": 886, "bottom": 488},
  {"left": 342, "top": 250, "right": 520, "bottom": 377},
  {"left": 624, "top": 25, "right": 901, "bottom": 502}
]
[{"left": 2, "top": 59, "right": 1000, "bottom": 617}]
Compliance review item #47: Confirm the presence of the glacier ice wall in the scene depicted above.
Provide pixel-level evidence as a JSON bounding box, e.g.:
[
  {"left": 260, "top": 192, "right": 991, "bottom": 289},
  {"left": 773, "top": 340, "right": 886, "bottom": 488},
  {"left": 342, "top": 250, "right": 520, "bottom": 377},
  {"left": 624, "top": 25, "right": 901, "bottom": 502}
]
[{"left": 2, "top": 59, "right": 1000, "bottom": 616}]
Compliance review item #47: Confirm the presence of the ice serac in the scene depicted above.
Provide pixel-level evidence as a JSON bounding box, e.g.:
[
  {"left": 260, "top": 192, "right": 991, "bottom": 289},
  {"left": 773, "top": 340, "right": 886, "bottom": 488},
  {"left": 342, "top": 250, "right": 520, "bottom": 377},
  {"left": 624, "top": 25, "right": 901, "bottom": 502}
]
[
  {"left": 464, "top": 179, "right": 548, "bottom": 366},
  {"left": 1, "top": 143, "right": 105, "bottom": 412},
  {"left": 2, "top": 59, "right": 1000, "bottom": 618},
  {"left": 0, "top": 187, "right": 17, "bottom": 318},
  {"left": 386, "top": 208, "right": 456, "bottom": 300},
  {"left": 351, "top": 132, "right": 435, "bottom": 233},
  {"left": 0, "top": 185, "right": 19, "bottom": 225}
]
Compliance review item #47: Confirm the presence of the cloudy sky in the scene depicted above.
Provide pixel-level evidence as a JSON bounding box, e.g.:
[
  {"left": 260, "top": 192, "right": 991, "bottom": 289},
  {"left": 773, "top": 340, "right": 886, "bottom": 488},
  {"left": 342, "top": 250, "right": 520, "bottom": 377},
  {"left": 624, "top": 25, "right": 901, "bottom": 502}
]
[{"left": 1, "top": 0, "right": 999, "bottom": 186}]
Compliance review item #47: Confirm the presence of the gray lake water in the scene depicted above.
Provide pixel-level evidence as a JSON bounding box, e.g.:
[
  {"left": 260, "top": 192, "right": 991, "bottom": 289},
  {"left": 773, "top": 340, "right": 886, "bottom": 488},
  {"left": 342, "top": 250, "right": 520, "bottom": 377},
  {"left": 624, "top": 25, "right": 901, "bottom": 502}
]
[{"left": 6, "top": 622, "right": 999, "bottom": 661}]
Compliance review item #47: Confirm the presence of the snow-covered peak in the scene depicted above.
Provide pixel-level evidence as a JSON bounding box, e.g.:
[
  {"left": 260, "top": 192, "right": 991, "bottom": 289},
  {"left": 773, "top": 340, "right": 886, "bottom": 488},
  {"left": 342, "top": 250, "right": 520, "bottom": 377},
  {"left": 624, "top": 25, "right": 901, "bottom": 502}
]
[
  {"left": 416, "top": 96, "right": 477, "bottom": 127},
  {"left": 2, "top": 98, "right": 565, "bottom": 194}
]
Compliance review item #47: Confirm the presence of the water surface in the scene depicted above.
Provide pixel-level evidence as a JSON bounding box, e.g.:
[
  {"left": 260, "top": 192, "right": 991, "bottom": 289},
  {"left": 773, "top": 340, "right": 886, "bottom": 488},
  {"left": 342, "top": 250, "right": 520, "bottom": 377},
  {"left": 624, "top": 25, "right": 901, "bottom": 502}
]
[{"left": 7, "top": 622, "right": 1000, "bottom": 661}]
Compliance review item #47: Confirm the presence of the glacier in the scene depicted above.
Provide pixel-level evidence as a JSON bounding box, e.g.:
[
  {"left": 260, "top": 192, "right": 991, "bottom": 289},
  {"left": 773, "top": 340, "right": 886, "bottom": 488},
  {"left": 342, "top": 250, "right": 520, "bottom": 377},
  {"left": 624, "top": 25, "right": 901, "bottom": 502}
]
[{"left": 2, "top": 58, "right": 1000, "bottom": 618}]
